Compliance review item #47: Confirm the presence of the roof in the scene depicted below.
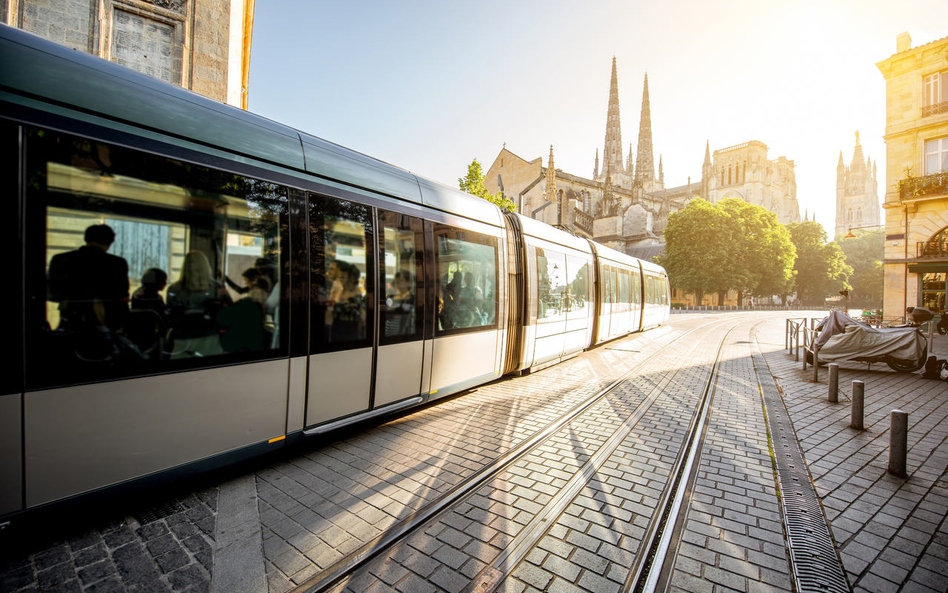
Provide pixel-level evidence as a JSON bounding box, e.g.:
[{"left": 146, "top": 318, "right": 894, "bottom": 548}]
[{"left": 625, "top": 244, "right": 665, "bottom": 262}]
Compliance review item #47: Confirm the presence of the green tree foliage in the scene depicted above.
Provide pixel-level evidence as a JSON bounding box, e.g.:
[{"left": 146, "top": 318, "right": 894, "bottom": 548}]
[
  {"left": 838, "top": 228, "right": 884, "bottom": 307},
  {"left": 718, "top": 199, "right": 796, "bottom": 303},
  {"left": 788, "top": 221, "right": 853, "bottom": 306},
  {"left": 657, "top": 198, "right": 796, "bottom": 305},
  {"left": 459, "top": 159, "right": 517, "bottom": 211},
  {"left": 656, "top": 198, "right": 736, "bottom": 305}
]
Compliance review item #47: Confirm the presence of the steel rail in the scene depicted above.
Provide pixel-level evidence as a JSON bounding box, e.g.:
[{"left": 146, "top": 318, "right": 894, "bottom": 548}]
[{"left": 291, "top": 322, "right": 713, "bottom": 593}]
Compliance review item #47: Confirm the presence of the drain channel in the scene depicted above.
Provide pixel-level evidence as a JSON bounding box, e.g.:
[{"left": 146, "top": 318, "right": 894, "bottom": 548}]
[{"left": 752, "top": 338, "right": 850, "bottom": 593}]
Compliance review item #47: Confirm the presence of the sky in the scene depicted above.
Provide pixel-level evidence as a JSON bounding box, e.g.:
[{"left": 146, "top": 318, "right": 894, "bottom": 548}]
[{"left": 248, "top": 0, "right": 948, "bottom": 238}]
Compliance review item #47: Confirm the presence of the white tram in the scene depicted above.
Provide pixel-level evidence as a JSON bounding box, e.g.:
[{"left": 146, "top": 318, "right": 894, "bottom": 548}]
[{"left": 0, "top": 25, "right": 669, "bottom": 520}]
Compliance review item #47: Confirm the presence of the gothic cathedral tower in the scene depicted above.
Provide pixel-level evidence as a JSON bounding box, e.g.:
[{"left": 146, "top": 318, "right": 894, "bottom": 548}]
[
  {"left": 598, "top": 57, "right": 628, "bottom": 187},
  {"left": 835, "top": 131, "right": 881, "bottom": 238}
]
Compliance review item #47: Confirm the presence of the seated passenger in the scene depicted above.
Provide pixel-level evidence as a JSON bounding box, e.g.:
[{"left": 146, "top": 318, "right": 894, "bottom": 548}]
[
  {"left": 384, "top": 270, "right": 415, "bottom": 337},
  {"left": 131, "top": 268, "right": 168, "bottom": 315},
  {"left": 167, "top": 251, "right": 232, "bottom": 357},
  {"left": 328, "top": 263, "right": 365, "bottom": 342}
]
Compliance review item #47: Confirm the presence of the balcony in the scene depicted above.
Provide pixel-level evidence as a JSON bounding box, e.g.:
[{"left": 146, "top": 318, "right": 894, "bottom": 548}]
[
  {"left": 917, "top": 235, "right": 948, "bottom": 259},
  {"left": 899, "top": 170, "right": 948, "bottom": 200},
  {"left": 922, "top": 101, "right": 948, "bottom": 117},
  {"left": 574, "top": 208, "right": 593, "bottom": 234}
]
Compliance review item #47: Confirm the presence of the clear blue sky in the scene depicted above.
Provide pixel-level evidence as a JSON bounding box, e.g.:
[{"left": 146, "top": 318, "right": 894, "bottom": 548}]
[{"left": 249, "top": 0, "right": 948, "bottom": 237}]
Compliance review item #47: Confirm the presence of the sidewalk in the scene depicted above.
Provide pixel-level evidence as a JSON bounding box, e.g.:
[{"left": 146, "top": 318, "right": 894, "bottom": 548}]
[{"left": 757, "top": 314, "right": 948, "bottom": 592}]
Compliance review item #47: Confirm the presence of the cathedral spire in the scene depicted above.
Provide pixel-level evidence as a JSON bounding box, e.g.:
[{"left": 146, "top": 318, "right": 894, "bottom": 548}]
[
  {"left": 634, "top": 72, "right": 655, "bottom": 185},
  {"left": 851, "top": 130, "right": 865, "bottom": 172},
  {"left": 546, "top": 145, "right": 557, "bottom": 203},
  {"left": 659, "top": 154, "right": 664, "bottom": 184},
  {"left": 627, "top": 143, "right": 634, "bottom": 175},
  {"left": 594, "top": 148, "right": 599, "bottom": 179},
  {"left": 601, "top": 57, "right": 624, "bottom": 179}
]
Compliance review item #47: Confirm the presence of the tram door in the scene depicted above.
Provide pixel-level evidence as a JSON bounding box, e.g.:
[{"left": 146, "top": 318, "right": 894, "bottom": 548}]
[
  {"left": 375, "top": 211, "right": 426, "bottom": 407},
  {"left": 305, "top": 194, "right": 376, "bottom": 426}
]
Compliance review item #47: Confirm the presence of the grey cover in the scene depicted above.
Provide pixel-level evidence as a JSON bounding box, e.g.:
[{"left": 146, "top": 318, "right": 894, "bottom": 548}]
[{"left": 814, "top": 311, "right": 926, "bottom": 363}]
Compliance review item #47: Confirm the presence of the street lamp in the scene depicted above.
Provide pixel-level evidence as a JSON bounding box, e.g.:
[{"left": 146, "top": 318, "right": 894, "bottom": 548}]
[{"left": 843, "top": 223, "right": 884, "bottom": 239}]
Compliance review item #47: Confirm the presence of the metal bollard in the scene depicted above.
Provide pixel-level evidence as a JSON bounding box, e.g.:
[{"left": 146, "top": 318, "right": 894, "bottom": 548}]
[
  {"left": 851, "top": 381, "right": 865, "bottom": 430},
  {"left": 828, "top": 364, "right": 838, "bottom": 403},
  {"left": 795, "top": 325, "right": 800, "bottom": 362},
  {"left": 888, "top": 410, "right": 908, "bottom": 478},
  {"left": 812, "top": 343, "right": 820, "bottom": 382}
]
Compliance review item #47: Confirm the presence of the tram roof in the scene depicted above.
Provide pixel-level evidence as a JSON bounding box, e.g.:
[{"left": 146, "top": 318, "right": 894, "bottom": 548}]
[{"left": 0, "top": 25, "right": 503, "bottom": 228}]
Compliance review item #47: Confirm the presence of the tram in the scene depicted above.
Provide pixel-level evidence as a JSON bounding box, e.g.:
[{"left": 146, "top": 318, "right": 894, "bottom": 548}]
[{"left": 0, "top": 25, "right": 669, "bottom": 520}]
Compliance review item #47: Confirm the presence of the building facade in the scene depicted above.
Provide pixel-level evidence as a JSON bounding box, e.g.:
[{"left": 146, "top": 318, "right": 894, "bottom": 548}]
[
  {"left": 835, "top": 132, "right": 881, "bottom": 239},
  {"left": 2, "top": 0, "right": 254, "bottom": 107},
  {"left": 705, "top": 140, "right": 800, "bottom": 226},
  {"left": 485, "top": 59, "right": 799, "bottom": 264},
  {"left": 877, "top": 32, "right": 948, "bottom": 323}
]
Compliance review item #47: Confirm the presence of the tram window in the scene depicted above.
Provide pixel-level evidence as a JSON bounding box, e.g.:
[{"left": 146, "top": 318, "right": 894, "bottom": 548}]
[
  {"left": 25, "top": 128, "right": 288, "bottom": 390},
  {"left": 309, "top": 195, "right": 373, "bottom": 353},
  {"left": 379, "top": 211, "right": 424, "bottom": 343},
  {"left": 435, "top": 224, "right": 497, "bottom": 333},
  {"left": 537, "top": 248, "right": 567, "bottom": 322},
  {"left": 617, "top": 269, "right": 630, "bottom": 312},
  {"left": 566, "top": 256, "right": 590, "bottom": 319},
  {"left": 631, "top": 270, "right": 641, "bottom": 305}
]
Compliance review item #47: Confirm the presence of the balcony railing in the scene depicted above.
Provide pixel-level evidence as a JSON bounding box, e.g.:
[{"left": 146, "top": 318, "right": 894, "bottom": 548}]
[
  {"left": 917, "top": 239, "right": 948, "bottom": 259},
  {"left": 922, "top": 101, "right": 948, "bottom": 117},
  {"left": 574, "top": 208, "right": 593, "bottom": 234},
  {"left": 899, "top": 170, "right": 948, "bottom": 200}
]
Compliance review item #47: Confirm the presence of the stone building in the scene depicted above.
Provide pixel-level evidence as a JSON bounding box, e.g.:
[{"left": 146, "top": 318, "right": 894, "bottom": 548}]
[
  {"left": 2, "top": 0, "right": 254, "bottom": 108},
  {"left": 834, "top": 132, "right": 881, "bottom": 238},
  {"left": 705, "top": 140, "right": 801, "bottom": 225},
  {"left": 877, "top": 32, "right": 948, "bottom": 323},
  {"left": 484, "top": 58, "right": 798, "bottom": 261}
]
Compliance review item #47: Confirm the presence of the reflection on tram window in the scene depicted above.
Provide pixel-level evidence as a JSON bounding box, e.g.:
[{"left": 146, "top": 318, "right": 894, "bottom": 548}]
[
  {"left": 617, "top": 269, "right": 631, "bottom": 313},
  {"left": 309, "top": 195, "right": 373, "bottom": 352},
  {"left": 26, "top": 129, "right": 287, "bottom": 389},
  {"left": 379, "top": 211, "right": 424, "bottom": 343},
  {"left": 566, "top": 256, "right": 590, "bottom": 319},
  {"left": 631, "top": 271, "right": 642, "bottom": 305},
  {"left": 537, "top": 249, "right": 566, "bottom": 322},
  {"left": 435, "top": 224, "right": 497, "bottom": 333}
]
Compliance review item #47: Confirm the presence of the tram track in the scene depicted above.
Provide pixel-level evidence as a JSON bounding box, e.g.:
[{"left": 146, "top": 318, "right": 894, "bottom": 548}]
[{"left": 289, "top": 317, "right": 740, "bottom": 593}]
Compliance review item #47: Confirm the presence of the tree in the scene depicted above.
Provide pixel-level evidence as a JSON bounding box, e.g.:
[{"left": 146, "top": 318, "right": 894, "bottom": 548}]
[
  {"left": 838, "top": 228, "right": 884, "bottom": 307},
  {"left": 459, "top": 159, "right": 517, "bottom": 211},
  {"left": 656, "top": 198, "right": 735, "bottom": 305},
  {"left": 718, "top": 199, "right": 796, "bottom": 305},
  {"left": 788, "top": 221, "right": 852, "bottom": 306}
]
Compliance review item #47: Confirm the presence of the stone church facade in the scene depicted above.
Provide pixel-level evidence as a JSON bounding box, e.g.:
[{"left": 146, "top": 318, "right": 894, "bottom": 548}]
[
  {"left": 484, "top": 58, "right": 801, "bottom": 260},
  {"left": 2, "top": 0, "right": 254, "bottom": 108},
  {"left": 834, "top": 131, "right": 881, "bottom": 239}
]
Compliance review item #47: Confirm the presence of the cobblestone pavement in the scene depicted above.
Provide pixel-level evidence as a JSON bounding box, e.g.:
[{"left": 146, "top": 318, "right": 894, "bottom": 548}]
[
  {"left": 0, "top": 487, "right": 217, "bottom": 593},
  {"left": 757, "top": 315, "right": 948, "bottom": 593},
  {"left": 2, "top": 312, "right": 946, "bottom": 593}
]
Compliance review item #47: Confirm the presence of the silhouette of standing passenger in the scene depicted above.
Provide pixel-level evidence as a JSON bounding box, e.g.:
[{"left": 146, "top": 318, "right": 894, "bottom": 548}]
[{"left": 48, "top": 223, "right": 129, "bottom": 331}]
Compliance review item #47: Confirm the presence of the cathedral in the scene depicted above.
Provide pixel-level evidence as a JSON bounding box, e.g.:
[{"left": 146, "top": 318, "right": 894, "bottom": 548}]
[
  {"left": 484, "top": 58, "right": 801, "bottom": 257},
  {"left": 835, "top": 131, "right": 881, "bottom": 238}
]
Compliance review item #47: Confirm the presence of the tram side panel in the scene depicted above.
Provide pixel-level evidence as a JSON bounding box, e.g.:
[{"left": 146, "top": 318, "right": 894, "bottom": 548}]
[
  {"left": 1, "top": 119, "right": 23, "bottom": 515},
  {"left": 20, "top": 126, "right": 293, "bottom": 508}
]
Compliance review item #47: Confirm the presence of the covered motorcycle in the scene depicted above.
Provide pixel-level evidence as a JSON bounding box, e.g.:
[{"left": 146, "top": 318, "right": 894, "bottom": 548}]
[{"left": 813, "top": 310, "right": 928, "bottom": 372}]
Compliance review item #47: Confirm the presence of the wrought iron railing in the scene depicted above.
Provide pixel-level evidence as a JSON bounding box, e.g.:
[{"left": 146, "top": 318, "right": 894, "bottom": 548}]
[
  {"left": 899, "top": 170, "right": 948, "bottom": 200},
  {"left": 917, "top": 239, "right": 948, "bottom": 258},
  {"left": 922, "top": 101, "right": 948, "bottom": 117}
]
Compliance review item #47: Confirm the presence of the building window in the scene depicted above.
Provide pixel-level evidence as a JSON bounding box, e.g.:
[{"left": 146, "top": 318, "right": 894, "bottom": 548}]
[
  {"left": 924, "top": 137, "right": 948, "bottom": 174},
  {"left": 923, "top": 70, "right": 948, "bottom": 116},
  {"left": 921, "top": 273, "right": 946, "bottom": 314}
]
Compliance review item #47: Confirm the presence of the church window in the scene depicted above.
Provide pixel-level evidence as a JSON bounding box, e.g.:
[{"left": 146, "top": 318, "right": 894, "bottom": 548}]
[
  {"left": 721, "top": 168, "right": 725, "bottom": 186},
  {"left": 922, "top": 70, "right": 948, "bottom": 115},
  {"left": 857, "top": 207, "right": 863, "bottom": 220},
  {"left": 847, "top": 208, "right": 853, "bottom": 221},
  {"left": 728, "top": 166, "right": 732, "bottom": 185},
  {"left": 924, "top": 137, "right": 948, "bottom": 174}
]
